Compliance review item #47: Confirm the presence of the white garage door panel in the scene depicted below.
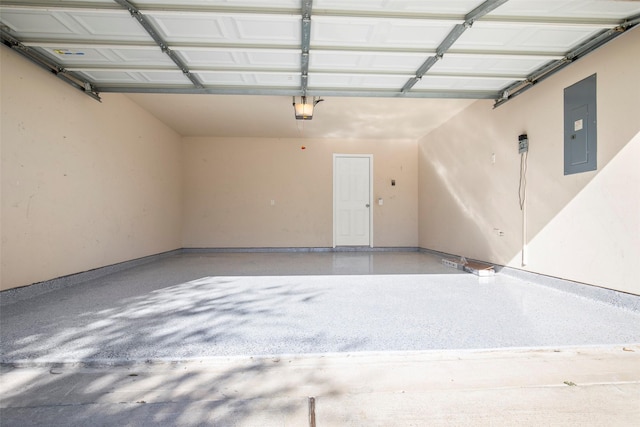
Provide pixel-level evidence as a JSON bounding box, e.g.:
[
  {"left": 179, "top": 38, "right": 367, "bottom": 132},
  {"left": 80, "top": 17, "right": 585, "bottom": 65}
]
[
  {"left": 310, "top": 50, "right": 426, "bottom": 73},
  {"left": 35, "top": 47, "right": 174, "bottom": 67},
  {"left": 456, "top": 23, "right": 603, "bottom": 53},
  {"left": 178, "top": 49, "right": 300, "bottom": 69},
  {"left": 0, "top": 8, "right": 150, "bottom": 41},
  {"left": 312, "top": 16, "right": 454, "bottom": 48},
  {"left": 78, "top": 70, "right": 191, "bottom": 85},
  {"left": 415, "top": 75, "right": 516, "bottom": 91},
  {"left": 197, "top": 71, "right": 300, "bottom": 86},
  {"left": 309, "top": 73, "right": 409, "bottom": 89},
  {"left": 148, "top": 12, "right": 300, "bottom": 45},
  {"left": 432, "top": 54, "right": 560, "bottom": 76},
  {"left": 135, "top": 0, "right": 300, "bottom": 9},
  {"left": 488, "top": 0, "right": 640, "bottom": 20},
  {"left": 1, "top": 0, "right": 637, "bottom": 100},
  {"left": 315, "top": 0, "right": 481, "bottom": 15}
]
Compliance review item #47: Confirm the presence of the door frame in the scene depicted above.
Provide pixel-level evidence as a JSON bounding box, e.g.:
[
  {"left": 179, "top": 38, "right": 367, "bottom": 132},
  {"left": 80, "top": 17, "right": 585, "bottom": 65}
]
[{"left": 333, "top": 153, "right": 374, "bottom": 248}]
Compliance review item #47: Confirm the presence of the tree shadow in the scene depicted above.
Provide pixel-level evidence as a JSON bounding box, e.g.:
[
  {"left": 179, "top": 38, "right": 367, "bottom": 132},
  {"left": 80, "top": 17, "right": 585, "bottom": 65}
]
[
  {"left": 0, "top": 273, "right": 347, "bottom": 425},
  {"left": 5, "top": 251, "right": 635, "bottom": 425},
  {"left": 1, "top": 355, "right": 343, "bottom": 426}
]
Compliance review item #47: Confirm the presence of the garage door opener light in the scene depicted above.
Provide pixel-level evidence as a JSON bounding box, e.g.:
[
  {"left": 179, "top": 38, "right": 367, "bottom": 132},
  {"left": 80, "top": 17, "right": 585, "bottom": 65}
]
[{"left": 293, "top": 96, "right": 323, "bottom": 120}]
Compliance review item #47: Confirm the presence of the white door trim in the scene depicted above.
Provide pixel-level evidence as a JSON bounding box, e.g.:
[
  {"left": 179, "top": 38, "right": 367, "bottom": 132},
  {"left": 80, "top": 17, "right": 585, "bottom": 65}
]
[{"left": 333, "top": 154, "right": 374, "bottom": 248}]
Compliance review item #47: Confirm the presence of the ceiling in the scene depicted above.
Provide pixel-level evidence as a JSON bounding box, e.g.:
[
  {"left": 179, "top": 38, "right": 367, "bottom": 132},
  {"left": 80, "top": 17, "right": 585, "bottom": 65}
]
[
  {"left": 123, "top": 94, "right": 476, "bottom": 138},
  {"left": 1, "top": 0, "right": 639, "bottom": 138}
]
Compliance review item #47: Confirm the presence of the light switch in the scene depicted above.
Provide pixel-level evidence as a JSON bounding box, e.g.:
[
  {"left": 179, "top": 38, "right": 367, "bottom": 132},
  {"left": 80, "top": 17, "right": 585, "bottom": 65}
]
[
  {"left": 378, "top": 198, "right": 383, "bottom": 206},
  {"left": 270, "top": 200, "right": 275, "bottom": 206}
]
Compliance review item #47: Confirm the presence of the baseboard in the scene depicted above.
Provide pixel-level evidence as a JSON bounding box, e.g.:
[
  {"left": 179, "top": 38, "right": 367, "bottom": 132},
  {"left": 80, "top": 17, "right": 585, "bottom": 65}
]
[
  {"left": 183, "top": 247, "right": 334, "bottom": 253},
  {"left": 419, "top": 247, "right": 640, "bottom": 313},
  {"left": 4, "top": 247, "right": 637, "bottom": 313},
  {"left": 0, "top": 249, "right": 182, "bottom": 306},
  {"left": 1, "top": 247, "right": 419, "bottom": 302},
  {"left": 499, "top": 266, "right": 640, "bottom": 313},
  {"left": 183, "top": 246, "right": 419, "bottom": 253}
]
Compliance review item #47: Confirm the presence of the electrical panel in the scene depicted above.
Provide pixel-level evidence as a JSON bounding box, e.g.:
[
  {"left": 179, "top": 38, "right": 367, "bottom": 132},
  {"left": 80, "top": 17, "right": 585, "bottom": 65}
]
[
  {"left": 518, "top": 134, "right": 529, "bottom": 153},
  {"left": 564, "top": 74, "right": 597, "bottom": 175}
]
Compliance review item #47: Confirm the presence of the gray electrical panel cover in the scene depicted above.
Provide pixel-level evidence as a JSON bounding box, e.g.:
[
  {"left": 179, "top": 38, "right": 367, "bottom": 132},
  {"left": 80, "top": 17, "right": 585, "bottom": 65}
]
[{"left": 564, "top": 74, "right": 597, "bottom": 175}]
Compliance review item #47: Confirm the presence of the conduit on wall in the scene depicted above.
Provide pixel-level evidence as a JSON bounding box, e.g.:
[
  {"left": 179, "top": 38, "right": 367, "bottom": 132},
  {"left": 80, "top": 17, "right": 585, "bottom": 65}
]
[{"left": 519, "top": 142, "right": 529, "bottom": 267}]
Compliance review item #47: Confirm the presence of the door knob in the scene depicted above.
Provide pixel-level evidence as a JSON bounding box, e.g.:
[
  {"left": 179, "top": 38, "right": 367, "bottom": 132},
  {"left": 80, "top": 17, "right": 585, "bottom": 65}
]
[{"left": 365, "top": 204, "right": 370, "bottom": 208}]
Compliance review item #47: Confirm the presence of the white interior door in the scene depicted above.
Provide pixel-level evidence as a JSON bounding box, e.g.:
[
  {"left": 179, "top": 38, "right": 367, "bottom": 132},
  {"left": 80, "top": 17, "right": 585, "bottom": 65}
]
[{"left": 334, "top": 155, "right": 372, "bottom": 247}]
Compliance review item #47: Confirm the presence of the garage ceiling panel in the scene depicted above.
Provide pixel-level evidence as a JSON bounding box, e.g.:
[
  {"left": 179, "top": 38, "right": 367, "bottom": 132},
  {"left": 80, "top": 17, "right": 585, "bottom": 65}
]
[
  {"left": 415, "top": 75, "right": 515, "bottom": 91},
  {"left": 148, "top": 12, "right": 300, "bottom": 45},
  {"left": 431, "top": 53, "right": 559, "bottom": 76},
  {"left": 0, "top": 8, "right": 151, "bottom": 41},
  {"left": 487, "top": 0, "right": 640, "bottom": 20},
  {"left": 178, "top": 48, "right": 300, "bottom": 69},
  {"left": 135, "top": 0, "right": 301, "bottom": 8},
  {"left": 309, "top": 73, "right": 410, "bottom": 89},
  {"left": 314, "top": 0, "right": 482, "bottom": 15},
  {"left": 149, "top": 13, "right": 226, "bottom": 41},
  {"left": 454, "top": 22, "right": 603, "bottom": 53},
  {"left": 35, "top": 46, "right": 114, "bottom": 64},
  {"left": 197, "top": 71, "right": 300, "bottom": 86},
  {"left": 0, "top": 9, "right": 79, "bottom": 35},
  {"left": 72, "top": 12, "right": 147, "bottom": 37},
  {"left": 109, "top": 48, "right": 175, "bottom": 65},
  {"left": 311, "top": 16, "right": 455, "bottom": 48},
  {"left": 310, "top": 50, "right": 425, "bottom": 73},
  {"left": 33, "top": 46, "right": 173, "bottom": 67},
  {"left": 177, "top": 49, "right": 236, "bottom": 66},
  {"left": 141, "top": 71, "right": 194, "bottom": 84},
  {"left": 242, "top": 50, "right": 300, "bottom": 68},
  {"left": 1, "top": 0, "right": 638, "bottom": 103},
  {"left": 77, "top": 70, "right": 191, "bottom": 85}
]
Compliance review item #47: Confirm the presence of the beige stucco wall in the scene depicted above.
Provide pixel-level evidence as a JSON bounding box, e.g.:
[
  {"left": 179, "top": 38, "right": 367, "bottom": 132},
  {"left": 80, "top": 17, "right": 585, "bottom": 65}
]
[
  {"left": 182, "top": 137, "right": 418, "bottom": 248},
  {"left": 418, "top": 28, "right": 640, "bottom": 294},
  {"left": 0, "top": 45, "right": 183, "bottom": 291}
]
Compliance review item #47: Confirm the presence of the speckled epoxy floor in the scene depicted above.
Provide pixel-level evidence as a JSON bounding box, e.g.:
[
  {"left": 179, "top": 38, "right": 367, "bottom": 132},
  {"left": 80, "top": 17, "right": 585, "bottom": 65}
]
[{"left": 1, "top": 251, "right": 639, "bottom": 364}]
